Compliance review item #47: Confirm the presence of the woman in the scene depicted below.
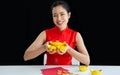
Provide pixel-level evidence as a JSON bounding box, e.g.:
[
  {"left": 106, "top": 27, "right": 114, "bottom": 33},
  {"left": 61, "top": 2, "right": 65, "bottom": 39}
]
[{"left": 23, "top": 0, "right": 90, "bottom": 66}]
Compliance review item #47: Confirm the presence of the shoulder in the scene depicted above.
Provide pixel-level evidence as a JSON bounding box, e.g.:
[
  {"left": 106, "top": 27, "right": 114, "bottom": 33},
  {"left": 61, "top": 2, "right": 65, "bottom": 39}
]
[
  {"left": 76, "top": 32, "right": 84, "bottom": 42},
  {"left": 37, "top": 30, "right": 46, "bottom": 39},
  {"left": 76, "top": 32, "right": 82, "bottom": 38}
]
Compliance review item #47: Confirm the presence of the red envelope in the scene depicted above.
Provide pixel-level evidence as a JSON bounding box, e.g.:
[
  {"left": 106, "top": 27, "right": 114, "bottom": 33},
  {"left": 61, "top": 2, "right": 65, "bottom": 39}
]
[{"left": 41, "top": 67, "right": 70, "bottom": 75}]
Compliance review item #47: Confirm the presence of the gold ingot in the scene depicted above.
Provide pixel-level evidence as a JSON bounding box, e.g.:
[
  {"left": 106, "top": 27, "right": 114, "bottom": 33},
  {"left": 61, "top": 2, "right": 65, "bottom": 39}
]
[
  {"left": 49, "top": 41, "right": 53, "bottom": 45},
  {"left": 53, "top": 40, "right": 63, "bottom": 46},
  {"left": 79, "top": 65, "right": 88, "bottom": 72},
  {"left": 47, "top": 40, "right": 67, "bottom": 52},
  {"left": 56, "top": 45, "right": 61, "bottom": 50},
  {"left": 59, "top": 46, "right": 66, "bottom": 52},
  {"left": 63, "top": 42, "right": 67, "bottom": 46},
  {"left": 91, "top": 69, "right": 102, "bottom": 75},
  {"left": 48, "top": 45, "right": 56, "bottom": 51}
]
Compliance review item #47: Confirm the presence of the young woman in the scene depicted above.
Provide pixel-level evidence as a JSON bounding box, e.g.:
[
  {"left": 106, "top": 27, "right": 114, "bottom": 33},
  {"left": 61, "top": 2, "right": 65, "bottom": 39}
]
[{"left": 23, "top": 0, "right": 90, "bottom": 66}]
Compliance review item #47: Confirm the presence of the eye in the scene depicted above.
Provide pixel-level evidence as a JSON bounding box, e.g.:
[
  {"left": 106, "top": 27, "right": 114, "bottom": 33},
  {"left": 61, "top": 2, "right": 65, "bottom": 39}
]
[
  {"left": 53, "top": 14, "right": 58, "bottom": 17},
  {"left": 53, "top": 15, "right": 57, "bottom": 17},
  {"left": 61, "top": 13, "right": 65, "bottom": 16}
]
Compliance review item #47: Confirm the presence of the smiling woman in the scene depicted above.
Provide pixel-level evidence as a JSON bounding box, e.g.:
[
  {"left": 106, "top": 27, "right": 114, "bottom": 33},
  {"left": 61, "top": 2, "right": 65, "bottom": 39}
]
[{"left": 23, "top": 0, "right": 90, "bottom": 66}]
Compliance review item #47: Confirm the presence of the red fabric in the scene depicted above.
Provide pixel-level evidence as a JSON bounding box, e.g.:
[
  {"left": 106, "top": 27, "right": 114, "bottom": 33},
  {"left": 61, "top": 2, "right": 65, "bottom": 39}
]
[
  {"left": 41, "top": 67, "right": 70, "bottom": 75},
  {"left": 45, "top": 26, "right": 77, "bottom": 65}
]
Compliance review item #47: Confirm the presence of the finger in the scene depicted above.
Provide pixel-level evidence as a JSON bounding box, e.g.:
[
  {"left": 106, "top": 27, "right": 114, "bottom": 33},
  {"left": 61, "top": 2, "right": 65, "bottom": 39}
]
[
  {"left": 57, "top": 50, "right": 65, "bottom": 55},
  {"left": 48, "top": 50, "right": 56, "bottom": 54}
]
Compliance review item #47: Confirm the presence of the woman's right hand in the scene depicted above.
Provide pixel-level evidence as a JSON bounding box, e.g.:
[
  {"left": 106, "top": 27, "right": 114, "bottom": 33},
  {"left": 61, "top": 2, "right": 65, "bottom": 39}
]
[{"left": 44, "top": 41, "right": 57, "bottom": 54}]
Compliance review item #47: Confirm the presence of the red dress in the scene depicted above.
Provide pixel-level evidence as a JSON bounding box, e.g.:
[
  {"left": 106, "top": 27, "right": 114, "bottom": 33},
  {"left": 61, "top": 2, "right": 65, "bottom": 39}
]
[{"left": 45, "top": 26, "right": 77, "bottom": 65}]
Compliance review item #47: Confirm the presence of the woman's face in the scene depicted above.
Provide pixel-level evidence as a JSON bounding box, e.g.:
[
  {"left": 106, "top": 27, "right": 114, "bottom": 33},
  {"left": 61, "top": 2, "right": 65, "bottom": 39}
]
[{"left": 52, "top": 5, "right": 71, "bottom": 31}]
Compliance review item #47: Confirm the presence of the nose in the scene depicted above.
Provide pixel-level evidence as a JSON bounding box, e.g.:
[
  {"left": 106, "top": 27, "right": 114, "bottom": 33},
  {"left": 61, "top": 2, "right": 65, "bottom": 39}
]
[{"left": 57, "top": 15, "right": 61, "bottom": 21}]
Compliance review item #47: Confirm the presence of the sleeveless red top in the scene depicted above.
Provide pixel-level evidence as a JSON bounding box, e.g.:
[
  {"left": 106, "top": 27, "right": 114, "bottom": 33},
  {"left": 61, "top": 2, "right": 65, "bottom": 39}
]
[{"left": 45, "top": 26, "right": 77, "bottom": 65}]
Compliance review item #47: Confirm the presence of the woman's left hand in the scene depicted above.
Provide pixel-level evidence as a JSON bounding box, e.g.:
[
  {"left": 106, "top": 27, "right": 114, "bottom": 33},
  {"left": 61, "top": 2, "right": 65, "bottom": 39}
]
[{"left": 57, "top": 43, "right": 70, "bottom": 55}]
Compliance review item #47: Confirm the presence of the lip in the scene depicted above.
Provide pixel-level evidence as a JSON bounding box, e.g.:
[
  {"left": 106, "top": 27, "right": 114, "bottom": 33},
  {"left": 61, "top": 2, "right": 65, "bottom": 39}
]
[{"left": 57, "top": 21, "right": 64, "bottom": 25}]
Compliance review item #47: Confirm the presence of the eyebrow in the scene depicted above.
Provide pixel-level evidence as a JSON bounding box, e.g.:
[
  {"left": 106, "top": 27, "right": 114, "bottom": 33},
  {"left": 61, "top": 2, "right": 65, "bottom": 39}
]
[{"left": 53, "top": 12, "right": 65, "bottom": 15}]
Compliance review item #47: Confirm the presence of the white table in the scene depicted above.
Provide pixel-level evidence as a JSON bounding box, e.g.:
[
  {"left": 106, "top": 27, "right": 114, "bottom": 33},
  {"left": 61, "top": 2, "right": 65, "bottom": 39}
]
[{"left": 0, "top": 65, "right": 120, "bottom": 75}]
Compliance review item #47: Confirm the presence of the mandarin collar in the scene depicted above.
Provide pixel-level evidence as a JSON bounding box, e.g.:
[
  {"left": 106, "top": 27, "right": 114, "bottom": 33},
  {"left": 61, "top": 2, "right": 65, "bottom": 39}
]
[{"left": 54, "top": 26, "right": 69, "bottom": 33}]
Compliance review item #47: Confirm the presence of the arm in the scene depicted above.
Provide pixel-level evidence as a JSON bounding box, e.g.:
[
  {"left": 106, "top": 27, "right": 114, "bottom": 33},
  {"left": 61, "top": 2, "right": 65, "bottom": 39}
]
[
  {"left": 23, "top": 31, "right": 47, "bottom": 61},
  {"left": 67, "top": 32, "right": 90, "bottom": 66}
]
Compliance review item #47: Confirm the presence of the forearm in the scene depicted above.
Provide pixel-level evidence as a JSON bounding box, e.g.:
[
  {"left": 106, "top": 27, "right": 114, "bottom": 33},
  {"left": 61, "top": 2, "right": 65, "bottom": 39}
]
[
  {"left": 24, "top": 45, "right": 46, "bottom": 61},
  {"left": 67, "top": 48, "right": 90, "bottom": 66}
]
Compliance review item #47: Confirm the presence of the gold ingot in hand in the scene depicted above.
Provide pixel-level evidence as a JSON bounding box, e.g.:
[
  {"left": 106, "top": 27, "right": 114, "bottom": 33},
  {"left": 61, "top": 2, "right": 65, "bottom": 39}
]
[
  {"left": 48, "top": 45, "right": 56, "bottom": 51},
  {"left": 48, "top": 40, "right": 67, "bottom": 52},
  {"left": 59, "top": 46, "right": 66, "bottom": 52}
]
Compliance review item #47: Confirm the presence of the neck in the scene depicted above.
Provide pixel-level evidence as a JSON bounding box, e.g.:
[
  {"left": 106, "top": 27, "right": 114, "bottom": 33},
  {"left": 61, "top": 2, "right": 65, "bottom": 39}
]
[{"left": 59, "top": 26, "right": 68, "bottom": 31}]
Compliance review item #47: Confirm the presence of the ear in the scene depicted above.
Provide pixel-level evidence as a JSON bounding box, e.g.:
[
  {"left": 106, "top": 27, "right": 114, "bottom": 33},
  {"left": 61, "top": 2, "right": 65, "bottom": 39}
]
[{"left": 68, "top": 12, "right": 71, "bottom": 19}]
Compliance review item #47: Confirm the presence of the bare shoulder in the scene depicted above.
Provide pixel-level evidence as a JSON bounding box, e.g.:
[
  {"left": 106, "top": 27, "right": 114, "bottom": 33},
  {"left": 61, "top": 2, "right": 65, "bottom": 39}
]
[
  {"left": 39, "top": 30, "right": 46, "bottom": 36},
  {"left": 35, "top": 30, "right": 46, "bottom": 43},
  {"left": 76, "top": 32, "right": 83, "bottom": 41},
  {"left": 39, "top": 30, "right": 46, "bottom": 38},
  {"left": 75, "top": 32, "right": 85, "bottom": 45}
]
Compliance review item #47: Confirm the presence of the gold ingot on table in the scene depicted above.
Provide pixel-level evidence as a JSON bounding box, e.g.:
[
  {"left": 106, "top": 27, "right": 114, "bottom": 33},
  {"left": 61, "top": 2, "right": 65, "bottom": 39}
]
[
  {"left": 79, "top": 65, "right": 88, "bottom": 72},
  {"left": 91, "top": 69, "right": 102, "bottom": 75}
]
